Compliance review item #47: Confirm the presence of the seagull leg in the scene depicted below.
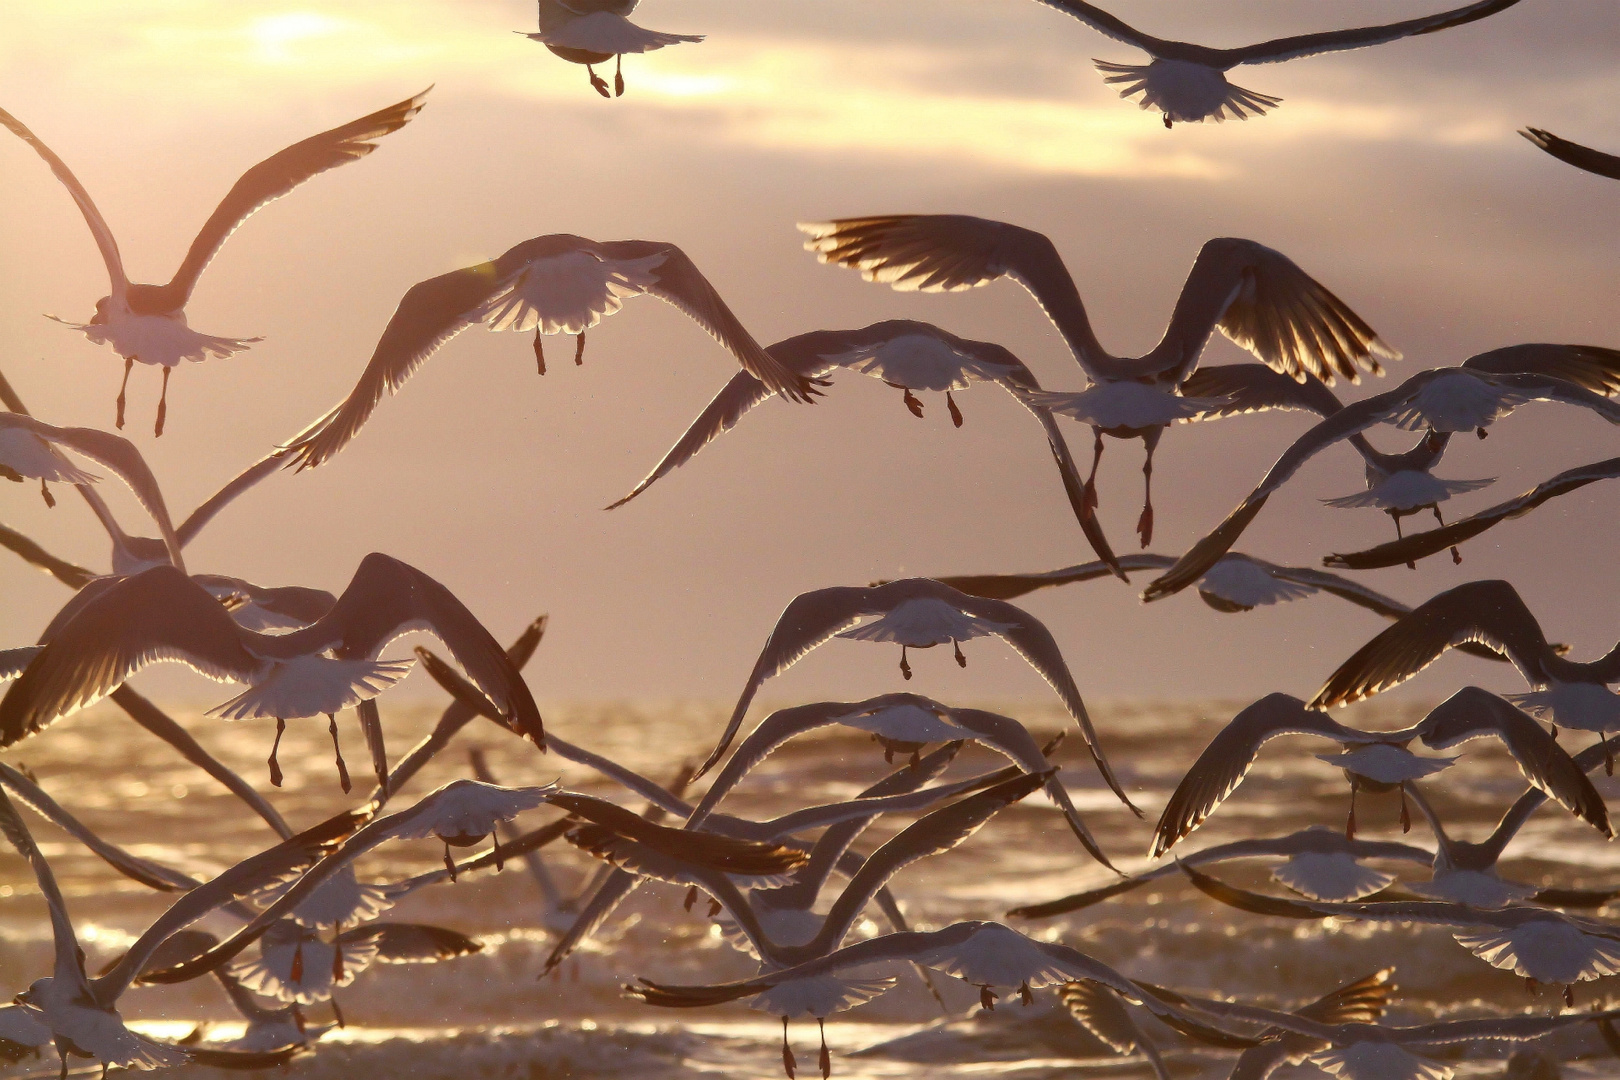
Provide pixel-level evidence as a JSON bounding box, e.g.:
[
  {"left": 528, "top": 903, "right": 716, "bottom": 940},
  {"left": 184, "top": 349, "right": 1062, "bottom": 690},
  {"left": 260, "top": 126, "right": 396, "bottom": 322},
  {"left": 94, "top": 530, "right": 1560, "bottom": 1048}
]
[
  {"left": 534, "top": 329, "right": 546, "bottom": 374},
  {"left": 491, "top": 839, "right": 505, "bottom": 871},
  {"left": 782, "top": 1016, "right": 797, "bottom": 1079},
  {"left": 330, "top": 996, "right": 346, "bottom": 1028},
  {"left": 683, "top": 885, "right": 699, "bottom": 911},
  {"left": 1567, "top": 984, "right": 1576, "bottom": 1008},
  {"left": 978, "top": 985, "right": 997, "bottom": 1011},
  {"left": 1477, "top": 427, "right": 1488, "bottom": 440},
  {"left": 328, "top": 713, "right": 351, "bottom": 793},
  {"left": 1391, "top": 511, "right": 1415, "bottom": 570},
  {"left": 708, "top": 897, "right": 722, "bottom": 917},
  {"left": 1137, "top": 429, "right": 1160, "bottom": 547},
  {"left": 1019, "top": 982, "right": 1033, "bottom": 1006},
  {"left": 614, "top": 53, "right": 625, "bottom": 97},
  {"left": 1603, "top": 734, "right": 1614, "bottom": 778},
  {"left": 1398, "top": 783, "right": 1411, "bottom": 833},
  {"left": 588, "top": 65, "right": 611, "bottom": 97},
  {"left": 54, "top": 1039, "right": 68, "bottom": 1080},
  {"left": 268, "top": 718, "right": 286, "bottom": 787},
  {"left": 817, "top": 1018, "right": 830, "bottom": 1079},
  {"left": 332, "top": 922, "right": 345, "bottom": 982},
  {"left": 1432, "top": 506, "right": 1462, "bottom": 564},
  {"left": 902, "top": 388, "right": 924, "bottom": 418},
  {"left": 290, "top": 940, "right": 304, "bottom": 983},
  {"left": 1345, "top": 778, "right": 1358, "bottom": 839},
  {"left": 444, "top": 841, "right": 458, "bottom": 882},
  {"left": 1163, "top": 115, "right": 1173, "bottom": 130},
  {"left": 899, "top": 645, "right": 912, "bottom": 680},
  {"left": 1085, "top": 429, "right": 1103, "bottom": 511},
  {"left": 946, "top": 391, "right": 963, "bottom": 428},
  {"left": 575, "top": 332, "right": 586, "bottom": 365},
  {"left": 115, "top": 357, "right": 133, "bottom": 429},
  {"left": 154, "top": 365, "right": 171, "bottom": 437},
  {"left": 39, "top": 479, "right": 53, "bottom": 508}
]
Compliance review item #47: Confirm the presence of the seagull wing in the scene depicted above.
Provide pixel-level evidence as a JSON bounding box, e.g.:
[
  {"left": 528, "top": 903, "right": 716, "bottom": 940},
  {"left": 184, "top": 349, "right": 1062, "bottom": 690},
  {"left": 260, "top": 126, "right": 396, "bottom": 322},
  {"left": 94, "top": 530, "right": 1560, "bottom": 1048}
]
[
  {"left": 542, "top": 870, "right": 642, "bottom": 977},
  {"left": 0, "top": 522, "right": 95, "bottom": 589},
  {"left": 590, "top": 239, "right": 817, "bottom": 403},
  {"left": 796, "top": 774, "right": 1050, "bottom": 958},
  {"left": 1416, "top": 687, "right": 1610, "bottom": 836},
  {"left": 339, "top": 922, "right": 483, "bottom": 964},
  {"left": 279, "top": 258, "right": 511, "bottom": 470},
  {"left": 98, "top": 808, "right": 366, "bottom": 1002},
  {"left": 1310, "top": 580, "right": 1556, "bottom": 708},
  {"left": 1461, "top": 343, "right": 1620, "bottom": 395},
  {"left": 1153, "top": 694, "right": 1352, "bottom": 857},
  {"left": 0, "top": 566, "right": 261, "bottom": 746},
  {"left": 271, "top": 553, "right": 542, "bottom": 744},
  {"left": 1140, "top": 379, "right": 1436, "bottom": 603},
  {"left": 699, "top": 585, "right": 879, "bottom": 779},
  {"left": 1061, "top": 980, "right": 1169, "bottom": 1079},
  {"left": 607, "top": 331, "right": 837, "bottom": 508},
  {"left": 1027, "top": 0, "right": 1171, "bottom": 52},
  {"left": 1521, "top": 128, "right": 1620, "bottom": 181},
  {"left": 0, "top": 105, "right": 129, "bottom": 298},
  {"left": 934, "top": 555, "right": 1173, "bottom": 601},
  {"left": 950, "top": 585, "right": 1138, "bottom": 816},
  {"left": 547, "top": 791, "right": 808, "bottom": 877},
  {"left": 1177, "top": 363, "right": 1344, "bottom": 421},
  {"left": 1136, "top": 239, "right": 1396, "bottom": 386},
  {"left": 0, "top": 788, "right": 92, "bottom": 991},
  {"left": 177, "top": 451, "right": 286, "bottom": 547},
  {"left": 1327, "top": 456, "right": 1620, "bottom": 571},
  {"left": 1226, "top": 0, "right": 1522, "bottom": 65},
  {"left": 798, "top": 214, "right": 1116, "bottom": 376},
  {"left": 164, "top": 89, "right": 427, "bottom": 305},
  {"left": 0, "top": 415, "right": 184, "bottom": 570}
]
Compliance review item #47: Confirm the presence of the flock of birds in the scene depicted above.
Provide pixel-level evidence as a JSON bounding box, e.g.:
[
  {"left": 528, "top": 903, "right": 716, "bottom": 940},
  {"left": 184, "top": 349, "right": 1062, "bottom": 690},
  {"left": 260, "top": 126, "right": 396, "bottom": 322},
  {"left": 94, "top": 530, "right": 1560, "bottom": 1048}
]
[{"left": 0, "top": 1, "right": 1618, "bottom": 1078}]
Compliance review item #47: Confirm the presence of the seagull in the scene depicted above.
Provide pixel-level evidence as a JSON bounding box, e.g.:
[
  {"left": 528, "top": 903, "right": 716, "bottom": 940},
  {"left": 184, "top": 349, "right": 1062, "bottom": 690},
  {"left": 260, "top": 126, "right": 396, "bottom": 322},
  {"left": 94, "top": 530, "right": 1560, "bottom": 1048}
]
[
  {"left": 0, "top": 412, "right": 184, "bottom": 568},
  {"left": 701, "top": 576, "right": 1137, "bottom": 820},
  {"left": 1142, "top": 343, "right": 1620, "bottom": 602},
  {"left": 1030, "top": 0, "right": 1523, "bottom": 128},
  {"left": 1062, "top": 968, "right": 1394, "bottom": 1080},
  {"left": 133, "top": 781, "right": 811, "bottom": 988},
  {"left": 1151, "top": 689, "right": 1608, "bottom": 857},
  {"left": 1317, "top": 430, "right": 1492, "bottom": 566},
  {"left": 227, "top": 919, "right": 483, "bottom": 1006},
  {"left": 607, "top": 319, "right": 1122, "bottom": 575},
  {"left": 0, "top": 790, "right": 360, "bottom": 1079},
  {"left": 0, "top": 555, "right": 544, "bottom": 794},
  {"left": 0, "top": 90, "right": 428, "bottom": 436},
  {"left": 279, "top": 232, "right": 817, "bottom": 471},
  {"left": 1181, "top": 861, "right": 1620, "bottom": 1007},
  {"left": 1400, "top": 784, "right": 1542, "bottom": 908},
  {"left": 1010, "top": 827, "right": 1434, "bottom": 917},
  {"left": 521, "top": 1, "right": 703, "bottom": 98},
  {"left": 800, "top": 214, "right": 1396, "bottom": 546},
  {"left": 1312, "top": 579, "right": 1620, "bottom": 772},
  {"left": 1327, "top": 455, "right": 1620, "bottom": 571},
  {"left": 1521, "top": 128, "right": 1620, "bottom": 181},
  {"left": 686, "top": 694, "right": 1107, "bottom": 862}
]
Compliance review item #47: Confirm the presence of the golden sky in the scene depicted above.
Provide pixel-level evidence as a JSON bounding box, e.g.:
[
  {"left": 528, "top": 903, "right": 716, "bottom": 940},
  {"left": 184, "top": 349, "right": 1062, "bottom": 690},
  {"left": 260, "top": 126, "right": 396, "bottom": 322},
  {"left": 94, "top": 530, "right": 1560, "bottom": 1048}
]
[{"left": 2, "top": 0, "right": 1618, "bottom": 711}]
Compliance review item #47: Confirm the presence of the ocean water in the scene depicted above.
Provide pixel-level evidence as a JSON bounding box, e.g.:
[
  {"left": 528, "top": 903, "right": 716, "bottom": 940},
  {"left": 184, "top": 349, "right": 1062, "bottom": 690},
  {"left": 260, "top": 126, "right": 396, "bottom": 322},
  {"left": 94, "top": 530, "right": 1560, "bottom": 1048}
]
[{"left": 3, "top": 696, "right": 1619, "bottom": 1079}]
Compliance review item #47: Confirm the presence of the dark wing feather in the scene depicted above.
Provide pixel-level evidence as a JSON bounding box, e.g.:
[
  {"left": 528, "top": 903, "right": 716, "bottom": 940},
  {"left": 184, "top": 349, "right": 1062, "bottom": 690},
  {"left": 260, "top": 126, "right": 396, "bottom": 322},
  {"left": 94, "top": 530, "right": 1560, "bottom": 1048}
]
[
  {"left": 279, "top": 260, "right": 508, "bottom": 470},
  {"left": 340, "top": 922, "right": 483, "bottom": 963},
  {"left": 592, "top": 240, "right": 817, "bottom": 403},
  {"left": 1325, "top": 456, "right": 1620, "bottom": 571},
  {"left": 0, "top": 523, "right": 95, "bottom": 589},
  {"left": 1226, "top": 0, "right": 1522, "bottom": 64},
  {"left": 1521, "top": 129, "right": 1620, "bottom": 181},
  {"left": 166, "top": 89, "right": 429, "bottom": 303},
  {"left": 935, "top": 555, "right": 1173, "bottom": 602},
  {"left": 1178, "top": 364, "right": 1343, "bottom": 420},
  {"left": 1309, "top": 581, "right": 1554, "bottom": 709},
  {"left": 1028, "top": 0, "right": 1170, "bottom": 52},
  {"left": 1461, "top": 343, "right": 1620, "bottom": 394},
  {"left": 0, "top": 566, "right": 260, "bottom": 746},
  {"left": 546, "top": 792, "right": 807, "bottom": 876},
  {"left": 1152, "top": 694, "right": 1347, "bottom": 857}
]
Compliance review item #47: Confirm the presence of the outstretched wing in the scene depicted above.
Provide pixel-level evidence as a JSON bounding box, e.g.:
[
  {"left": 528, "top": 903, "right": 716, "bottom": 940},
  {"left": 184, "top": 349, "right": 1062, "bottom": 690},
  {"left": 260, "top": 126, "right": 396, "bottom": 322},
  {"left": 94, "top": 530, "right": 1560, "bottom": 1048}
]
[
  {"left": 1177, "top": 363, "right": 1344, "bottom": 421},
  {"left": 592, "top": 240, "right": 818, "bottom": 403},
  {"left": 165, "top": 89, "right": 429, "bottom": 304},
  {"left": 1226, "top": 0, "right": 1522, "bottom": 65},
  {"left": 1310, "top": 580, "right": 1554, "bottom": 709},
  {"left": 1152, "top": 694, "right": 1349, "bottom": 857},
  {"left": 1028, "top": 0, "right": 1171, "bottom": 52},
  {"left": 1327, "top": 456, "right": 1620, "bottom": 571},
  {"left": 1521, "top": 128, "right": 1620, "bottom": 181},
  {"left": 0, "top": 104, "right": 129, "bottom": 297},
  {"left": 1461, "top": 343, "right": 1620, "bottom": 395}
]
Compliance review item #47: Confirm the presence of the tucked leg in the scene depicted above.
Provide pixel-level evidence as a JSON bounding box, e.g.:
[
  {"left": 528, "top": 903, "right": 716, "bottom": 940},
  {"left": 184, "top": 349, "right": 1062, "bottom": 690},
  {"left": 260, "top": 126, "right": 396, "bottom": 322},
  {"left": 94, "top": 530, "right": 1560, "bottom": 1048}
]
[
  {"left": 39, "top": 479, "right": 53, "bottom": 508},
  {"left": 902, "top": 388, "right": 924, "bottom": 418},
  {"left": 534, "top": 329, "right": 546, "bottom": 374},
  {"left": 614, "top": 53, "right": 625, "bottom": 97},
  {"left": 1137, "top": 428, "right": 1161, "bottom": 547},
  {"left": 899, "top": 645, "right": 912, "bottom": 680},
  {"left": 1085, "top": 429, "right": 1103, "bottom": 511},
  {"left": 328, "top": 713, "right": 351, "bottom": 793},
  {"left": 115, "top": 357, "right": 133, "bottom": 429},
  {"left": 268, "top": 717, "right": 287, "bottom": 787},
  {"left": 946, "top": 390, "right": 963, "bottom": 427},
  {"left": 155, "top": 365, "right": 171, "bottom": 437},
  {"left": 1432, "top": 506, "right": 1462, "bottom": 564},
  {"left": 588, "top": 65, "right": 611, "bottom": 97}
]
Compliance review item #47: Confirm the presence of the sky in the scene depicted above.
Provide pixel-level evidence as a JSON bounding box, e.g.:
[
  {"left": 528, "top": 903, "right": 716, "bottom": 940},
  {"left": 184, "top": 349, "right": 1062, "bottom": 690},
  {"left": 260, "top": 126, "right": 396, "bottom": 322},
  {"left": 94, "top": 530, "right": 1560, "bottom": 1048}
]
[{"left": 1, "top": 0, "right": 1617, "bottom": 719}]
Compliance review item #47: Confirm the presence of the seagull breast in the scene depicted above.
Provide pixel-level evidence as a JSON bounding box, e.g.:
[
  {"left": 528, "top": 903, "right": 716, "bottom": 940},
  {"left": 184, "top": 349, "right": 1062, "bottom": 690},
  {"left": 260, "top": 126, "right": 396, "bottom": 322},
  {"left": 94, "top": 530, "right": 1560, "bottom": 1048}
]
[
  {"left": 479, "top": 250, "right": 666, "bottom": 336},
  {"left": 1270, "top": 852, "right": 1395, "bottom": 902},
  {"left": 837, "top": 598, "right": 1015, "bottom": 648},
  {"left": 1506, "top": 683, "right": 1620, "bottom": 733},
  {"left": 1387, "top": 372, "right": 1532, "bottom": 433},
  {"left": 0, "top": 429, "right": 98, "bottom": 485},
  {"left": 824, "top": 333, "right": 1004, "bottom": 392},
  {"left": 1321, "top": 471, "right": 1495, "bottom": 511},
  {"left": 1455, "top": 918, "right": 1620, "bottom": 985},
  {"left": 1022, "top": 382, "right": 1227, "bottom": 430},
  {"left": 832, "top": 701, "right": 969, "bottom": 742},
  {"left": 1197, "top": 557, "right": 1318, "bottom": 610},
  {"left": 1314, "top": 744, "right": 1455, "bottom": 784},
  {"left": 205, "top": 654, "right": 415, "bottom": 722}
]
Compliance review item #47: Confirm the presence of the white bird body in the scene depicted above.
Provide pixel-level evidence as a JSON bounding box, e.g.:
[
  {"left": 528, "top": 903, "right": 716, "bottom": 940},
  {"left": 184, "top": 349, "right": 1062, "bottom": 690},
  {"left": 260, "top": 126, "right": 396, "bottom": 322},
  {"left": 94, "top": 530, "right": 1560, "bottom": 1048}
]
[
  {"left": 1508, "top": 682, "right": 1620, "bottom": 733},
  {"left": 227, "top": 921, "right": 379, "bottom": 1006},
  {"left": 207, "top": 654, "right": 414, "bottom": 722},
  {"left": 832, "top": 700, "right": 971, "bottom": 743},
  {"left": 20, "top": 976, "right": 188, "bottom": 1072},
  {"left": 1322, "top": 470, "right": 1494, "bottom": 512},
  {"left": 378, "top": 778, "right": 556, "bottom": 845},
  {"left": 1456, "top": 917, "right": 1620, "bottom": 985},
  {"left": 1196, "top": 555, "right": 1318, "bottom": 608},
  {"left": 253, "top": 865, "right": 395, "bottom": 932},
  {"left": 1315, "top": 745, "right": 1456, "bottom": 785},
  {"left": 479, "top": 250, "right": 666, "bottom": 335},
  {"left": 748, "top": 971, "right": 898, "bottom": 1019},
  {"left": 0, "top": 428, "right": 97, "bottom": 486},
  {"left": 1021, "top": 381, "right": 1227, "bottom": 430},
  {"left": 53, "top": 306, "right": 257, "bottom": 370},
  {"left": 836, "top": 598, "right": 1015, "bottom": 649},
  {"left": 527, "top": 10, "right": 703, "bottom": 55},
  {"left": 824, "top": 332, "right": 1012, "bottom": 392},
  {"left": 1386, "top": 370, "right": 1536, "bottom": 432},
  {"left": 1093, "top": 57, "right": 1276, "bottom": 127},
  {"left": 1270, "top": 851, "right": 1397, "bottom": 903},
  {"left": 1311, "top": 1042, "right": 1450, "bottom": 1080},
  {"left": 1410, "top": 869, "right": 1536, "bottom": 907}
]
